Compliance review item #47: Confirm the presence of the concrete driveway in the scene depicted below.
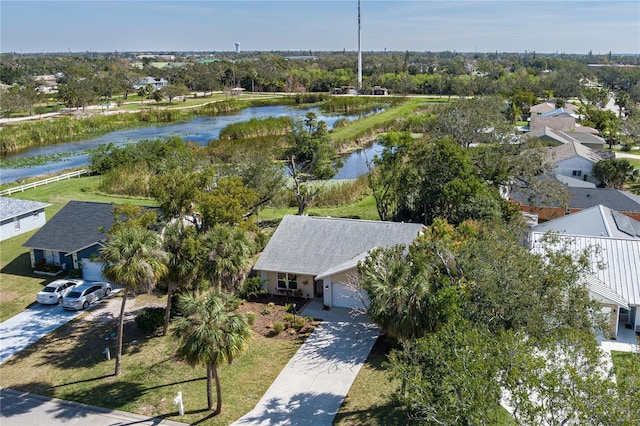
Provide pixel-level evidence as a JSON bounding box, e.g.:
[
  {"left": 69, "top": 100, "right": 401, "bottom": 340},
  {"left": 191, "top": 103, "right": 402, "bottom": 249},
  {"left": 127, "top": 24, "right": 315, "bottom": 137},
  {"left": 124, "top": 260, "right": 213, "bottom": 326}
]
[
  {"left": 0, "top": 291, "right": 119, "bottom": 365},
  {"left": 232, "top": 300, "right": 379, "bottom": 426}
]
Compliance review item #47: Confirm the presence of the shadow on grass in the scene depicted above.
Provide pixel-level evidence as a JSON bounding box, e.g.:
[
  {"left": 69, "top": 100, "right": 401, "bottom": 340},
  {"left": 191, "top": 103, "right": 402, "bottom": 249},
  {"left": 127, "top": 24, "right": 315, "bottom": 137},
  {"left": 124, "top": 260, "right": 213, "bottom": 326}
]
[
  {"left": 333, "top": 402, "right": 406, "bottom": 425},
  {"left": 1, "top": 252, "right": 36, "bottom": 277},
  {"left": 53, "top": 380, "right": 146, "bottom": 418}
]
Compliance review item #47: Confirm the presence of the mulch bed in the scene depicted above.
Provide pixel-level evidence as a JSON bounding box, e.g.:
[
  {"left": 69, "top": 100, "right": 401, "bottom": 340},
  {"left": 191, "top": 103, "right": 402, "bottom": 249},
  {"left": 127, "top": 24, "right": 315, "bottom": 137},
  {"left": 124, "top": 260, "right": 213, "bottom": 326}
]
[{"left": 236, "top": 294, "right": 319, "bottom": 340}]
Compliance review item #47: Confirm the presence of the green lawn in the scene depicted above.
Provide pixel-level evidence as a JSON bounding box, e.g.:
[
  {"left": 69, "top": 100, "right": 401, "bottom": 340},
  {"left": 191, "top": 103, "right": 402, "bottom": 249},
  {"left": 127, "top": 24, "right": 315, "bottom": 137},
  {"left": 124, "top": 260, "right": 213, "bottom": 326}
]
[{"left": 0, "top": 302, "right": 301, "bottom": 425}]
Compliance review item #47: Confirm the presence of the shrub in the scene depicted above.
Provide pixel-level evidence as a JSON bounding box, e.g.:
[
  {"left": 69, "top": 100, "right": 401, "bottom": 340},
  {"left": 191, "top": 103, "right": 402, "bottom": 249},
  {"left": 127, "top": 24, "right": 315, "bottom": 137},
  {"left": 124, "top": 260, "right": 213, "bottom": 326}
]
[
  {"left": 261, "top": 307, "right": 272, "bottom": 315},
  {"left": 273, "top": 322, "right": 285, "bottom": 334},
  {"left": 135, "top": 307, "right": 165, "bottom": 335},
  {"left": 246, "top": 312, "right": 256, "bottom": 325},
  {"left": 237, "top": 276, "right": 267, "bottom": 300}
]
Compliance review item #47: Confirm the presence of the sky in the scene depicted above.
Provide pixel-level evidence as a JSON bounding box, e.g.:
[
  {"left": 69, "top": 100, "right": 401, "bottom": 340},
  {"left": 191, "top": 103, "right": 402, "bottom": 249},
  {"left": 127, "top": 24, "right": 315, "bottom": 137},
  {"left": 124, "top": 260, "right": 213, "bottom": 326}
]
[{"left": 1, "top": 1, "right": 639, "bottom": 55}]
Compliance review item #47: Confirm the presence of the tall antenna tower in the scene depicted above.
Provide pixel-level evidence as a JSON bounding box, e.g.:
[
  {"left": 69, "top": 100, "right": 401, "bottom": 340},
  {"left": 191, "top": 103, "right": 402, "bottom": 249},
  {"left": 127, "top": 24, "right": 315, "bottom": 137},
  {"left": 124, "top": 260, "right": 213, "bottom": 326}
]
[{"left": 358, "top": 0, "right": 362, "bottom": 92}]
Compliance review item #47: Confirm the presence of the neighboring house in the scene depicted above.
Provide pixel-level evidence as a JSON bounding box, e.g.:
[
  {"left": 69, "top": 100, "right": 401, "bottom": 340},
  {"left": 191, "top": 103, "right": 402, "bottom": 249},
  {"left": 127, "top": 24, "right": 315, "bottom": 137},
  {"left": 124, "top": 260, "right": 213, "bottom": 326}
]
[
  {"left": 529, "top": 207, "right": 640, "bottom": 337},
  {"left": 0, "top": 197, "right": 50, "bottom": 242},
  {"left": 546, "top": 140, "right": 609, "bottom": 185},
  {"left": 530, "top": 110, "right": 577, "bottom": 133},
  {"left": 22, "top": 201, "right": 115, "bottom": 281},
  {"left": 253, "top": 215, "right": 425, "bottom": 309},
  {"left": 511, "top": 186, "right": 640, "bottom": 222},
  {"left": 529, "top": 101, "right": 579, "bottom": 117},
  {"left": 554, "top": 173, "right": 596, "bottom": 188},
  {"left": 530, "top": 126, "right": 606, "bottom": 150},
  {"left": 134, "top": 76, "right": 168, "bottom": 90}
]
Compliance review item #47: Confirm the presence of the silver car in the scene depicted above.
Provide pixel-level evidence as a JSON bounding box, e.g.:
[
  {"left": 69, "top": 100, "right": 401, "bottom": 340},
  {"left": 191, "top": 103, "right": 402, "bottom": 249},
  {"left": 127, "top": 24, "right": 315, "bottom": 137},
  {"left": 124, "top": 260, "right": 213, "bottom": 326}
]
[
  {"left": 62, "top": 282, "right": 112, "bottom": 310},
  {"left": 36, "top": 279, "right": 84, "bottom": 305}
]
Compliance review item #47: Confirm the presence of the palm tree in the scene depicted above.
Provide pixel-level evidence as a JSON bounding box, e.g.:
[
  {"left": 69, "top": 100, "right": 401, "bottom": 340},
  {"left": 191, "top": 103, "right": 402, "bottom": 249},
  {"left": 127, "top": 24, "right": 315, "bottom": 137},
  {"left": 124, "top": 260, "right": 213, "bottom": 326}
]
[
  {"left": 161, "top": 221, "right": 201, "bottom": 336},
  {"left": 173, "top": 291, "right": 251, "bottom": 413},
  {"left": 202, "top": 225, "right": 254, "bottom": 292},
  {"left": 101, "top": 223, "right": 167, "bottom": 376}
]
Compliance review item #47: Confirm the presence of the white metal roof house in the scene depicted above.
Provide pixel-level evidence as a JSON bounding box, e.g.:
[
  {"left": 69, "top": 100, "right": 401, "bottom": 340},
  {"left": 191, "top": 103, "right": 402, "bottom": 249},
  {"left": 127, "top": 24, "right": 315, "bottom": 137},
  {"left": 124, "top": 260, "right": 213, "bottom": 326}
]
[
  {"left": 0, "top": 197, "right": 50, "bottom": 242},
  {"left": 530, "top": 206, "right": 640, "bottom": 338},
  {"left": 253, "top": 215, "right": 425, "bottom": 309}
]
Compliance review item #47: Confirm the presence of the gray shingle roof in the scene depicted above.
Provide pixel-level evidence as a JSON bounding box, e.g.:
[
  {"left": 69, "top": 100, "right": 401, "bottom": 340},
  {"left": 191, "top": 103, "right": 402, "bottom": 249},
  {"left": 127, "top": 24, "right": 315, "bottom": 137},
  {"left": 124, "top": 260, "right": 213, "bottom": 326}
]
[
  {"left": 546, "top": 140, "right": 605, "bottom": 164},
  {"left": 253, "top": 215, "right": 425, "bottom": 277},
  {"left": 23, "top": 201, "right": 115, "bottom": 254},
  {"left": 511, "top": 187, "right": 640, "bottom": 213},
  {"left": 0, "top": 197, "right": 50, "bottom": 221}
]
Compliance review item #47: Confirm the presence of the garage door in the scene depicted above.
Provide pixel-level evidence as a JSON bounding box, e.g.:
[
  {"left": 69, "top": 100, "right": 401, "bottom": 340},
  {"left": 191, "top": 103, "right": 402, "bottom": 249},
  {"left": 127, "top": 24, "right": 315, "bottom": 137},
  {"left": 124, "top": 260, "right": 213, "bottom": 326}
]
[
  {"left": 332, "top": 282, "right": 369, "bottom": 309},
  {"left": 81, "top": 258, "right": 106, "bottom": 282}
]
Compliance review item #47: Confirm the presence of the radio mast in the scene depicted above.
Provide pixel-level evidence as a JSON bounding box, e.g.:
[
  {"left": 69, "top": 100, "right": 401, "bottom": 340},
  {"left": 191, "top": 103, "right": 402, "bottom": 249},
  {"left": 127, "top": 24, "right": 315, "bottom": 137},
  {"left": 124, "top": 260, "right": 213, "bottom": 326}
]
[{"left": 358, "top": 0, "right": 362, "bottom": 92}]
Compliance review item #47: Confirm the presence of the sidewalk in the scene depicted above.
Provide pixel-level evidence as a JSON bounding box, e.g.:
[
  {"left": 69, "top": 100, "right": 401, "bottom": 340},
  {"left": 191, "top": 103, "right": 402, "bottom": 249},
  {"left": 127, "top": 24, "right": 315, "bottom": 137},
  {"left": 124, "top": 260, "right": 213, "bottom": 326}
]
[{"left": 0, "top": 388, "right": 188, "bottom": 426}]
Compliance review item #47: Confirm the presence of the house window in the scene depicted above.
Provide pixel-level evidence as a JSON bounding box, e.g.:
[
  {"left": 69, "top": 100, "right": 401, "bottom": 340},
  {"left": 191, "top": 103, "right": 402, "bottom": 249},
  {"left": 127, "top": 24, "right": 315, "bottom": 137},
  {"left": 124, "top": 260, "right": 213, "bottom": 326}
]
[
  {"left": 33, "top": 212, "right": 40, "bottom": 220},
  {"left": 572, "top": 170, "right": 582, "bottom": 177},
  {"left": 13, "top": 218, "right": 20, "bottom": 230},
  {"left": 277, "top": 273, "right": 298, "bottom": 290}
]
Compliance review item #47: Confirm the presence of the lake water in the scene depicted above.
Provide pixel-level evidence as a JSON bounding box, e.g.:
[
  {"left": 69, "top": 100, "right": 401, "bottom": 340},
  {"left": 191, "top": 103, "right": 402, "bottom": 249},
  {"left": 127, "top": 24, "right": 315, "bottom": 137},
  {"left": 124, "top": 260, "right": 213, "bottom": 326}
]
[{"left": 0, "top": 105, "right": 383, "bottom": 184}]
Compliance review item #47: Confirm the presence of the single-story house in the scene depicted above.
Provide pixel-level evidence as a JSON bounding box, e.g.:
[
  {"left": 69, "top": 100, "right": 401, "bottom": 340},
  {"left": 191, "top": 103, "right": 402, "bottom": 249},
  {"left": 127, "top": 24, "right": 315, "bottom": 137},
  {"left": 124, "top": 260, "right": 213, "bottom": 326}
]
[
  {"left": 529, "top": 208, "right": 640, "bottom": 338},
  {"left": 0, "top": 197, "right": 51, "bottom": 241},
  {"left": 22, "top": 201, "right": 115, "bottom": 281},
  {"left": 252, "top": 215, "right": 425, "bottom": 309},
  {"left": 511, "top": 186, "right": 640, "bottom": 222}
]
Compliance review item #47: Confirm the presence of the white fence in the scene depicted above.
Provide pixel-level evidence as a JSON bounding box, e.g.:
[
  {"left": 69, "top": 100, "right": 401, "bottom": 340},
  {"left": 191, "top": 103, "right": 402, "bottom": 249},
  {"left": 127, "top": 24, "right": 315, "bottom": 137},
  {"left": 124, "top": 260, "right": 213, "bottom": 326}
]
[{"left": 0, "top": 169, "right": 90, "bottom": 196}]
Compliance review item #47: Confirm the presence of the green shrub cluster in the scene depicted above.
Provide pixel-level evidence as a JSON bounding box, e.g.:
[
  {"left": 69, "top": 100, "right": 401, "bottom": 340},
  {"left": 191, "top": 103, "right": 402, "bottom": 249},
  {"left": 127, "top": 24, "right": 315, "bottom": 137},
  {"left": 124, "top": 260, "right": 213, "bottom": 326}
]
[
  {"left": 219, "top": 116, "right": 292, "bottom": 140},
  {"left": 237, "top": 276, "right": 267, "bottom": 300},
  {"left": 273, "top": 322, "right": 285, "bottom": 334},
  {"left": 135, "top": 307, "right": 166, "bottom": 335}
]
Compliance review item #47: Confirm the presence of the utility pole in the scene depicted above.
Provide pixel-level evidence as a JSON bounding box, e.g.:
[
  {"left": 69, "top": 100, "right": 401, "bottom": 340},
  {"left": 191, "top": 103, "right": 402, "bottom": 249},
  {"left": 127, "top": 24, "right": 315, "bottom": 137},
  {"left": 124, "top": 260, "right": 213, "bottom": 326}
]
[{"left": 358, "top": 0, "right": 362, "bottom": 92}]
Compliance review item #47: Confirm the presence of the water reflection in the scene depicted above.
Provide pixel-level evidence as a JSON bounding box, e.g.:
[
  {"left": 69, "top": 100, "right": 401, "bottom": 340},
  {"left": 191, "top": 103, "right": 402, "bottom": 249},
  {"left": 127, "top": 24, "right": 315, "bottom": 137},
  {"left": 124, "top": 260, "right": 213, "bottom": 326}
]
[{"left": 1, "top": 105, "right": 381, "bottom": 184}]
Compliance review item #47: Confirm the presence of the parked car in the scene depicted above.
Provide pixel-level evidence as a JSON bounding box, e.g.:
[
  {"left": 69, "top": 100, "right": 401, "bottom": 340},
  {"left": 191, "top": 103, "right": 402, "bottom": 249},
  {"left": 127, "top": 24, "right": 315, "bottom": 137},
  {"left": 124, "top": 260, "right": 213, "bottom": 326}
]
[
  {"left": 62, "top": 282, "right": 112, "bottom": 310},
  {"left": 36, "top": 279, "right": 84, "bottom": 305}
]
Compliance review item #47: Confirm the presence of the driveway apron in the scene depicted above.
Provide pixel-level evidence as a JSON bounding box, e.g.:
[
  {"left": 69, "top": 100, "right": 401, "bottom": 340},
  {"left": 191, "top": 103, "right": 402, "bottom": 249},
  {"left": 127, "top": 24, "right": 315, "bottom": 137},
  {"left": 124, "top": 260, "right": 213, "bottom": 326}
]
[
  {"left": 232, "top": 301, "right": 379, "bottom": 425},
  {"left": 0, "top": 291, "right": 119, "bottom": 365}
]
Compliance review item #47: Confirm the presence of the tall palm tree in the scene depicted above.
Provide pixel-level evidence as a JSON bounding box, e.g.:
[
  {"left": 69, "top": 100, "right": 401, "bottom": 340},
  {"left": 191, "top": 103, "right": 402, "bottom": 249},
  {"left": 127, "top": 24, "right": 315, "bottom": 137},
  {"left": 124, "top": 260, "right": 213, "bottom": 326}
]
[
  {"left": 173, "top": 292, "right": 251, "bottom": 413},
  {"left": 101, "top": 223, "right": 167, "bottom": 376},
  {"left": 161, "top": 221, "right": 201, "bottom": 335},
  {"left": 202, "top": 225, "right": 254, "bottom": 292}
]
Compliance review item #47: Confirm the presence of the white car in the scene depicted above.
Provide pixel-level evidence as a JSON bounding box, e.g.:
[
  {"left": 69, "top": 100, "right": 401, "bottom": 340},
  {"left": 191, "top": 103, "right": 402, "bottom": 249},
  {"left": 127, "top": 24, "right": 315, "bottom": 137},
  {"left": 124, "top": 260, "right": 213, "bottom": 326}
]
[
  {"left": 62, "top": 282, "right": 112, "bottom": 311},
  {"left": 36, "top": 279, "right": 84, "bottom": 305}
]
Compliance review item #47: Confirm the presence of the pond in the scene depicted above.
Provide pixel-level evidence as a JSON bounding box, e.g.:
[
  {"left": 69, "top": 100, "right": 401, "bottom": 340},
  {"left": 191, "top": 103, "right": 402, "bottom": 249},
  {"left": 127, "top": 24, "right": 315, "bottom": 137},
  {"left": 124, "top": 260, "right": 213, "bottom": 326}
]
[{"left": 1, "top": 105, "right": 382, "bottom": 184}]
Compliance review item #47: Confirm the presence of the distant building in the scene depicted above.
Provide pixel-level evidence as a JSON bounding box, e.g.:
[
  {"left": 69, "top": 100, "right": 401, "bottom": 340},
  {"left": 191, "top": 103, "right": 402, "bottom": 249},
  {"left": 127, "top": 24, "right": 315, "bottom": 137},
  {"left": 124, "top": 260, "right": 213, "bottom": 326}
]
[{"left": 134, "top": 76, "right": 168, "bottom": 90}]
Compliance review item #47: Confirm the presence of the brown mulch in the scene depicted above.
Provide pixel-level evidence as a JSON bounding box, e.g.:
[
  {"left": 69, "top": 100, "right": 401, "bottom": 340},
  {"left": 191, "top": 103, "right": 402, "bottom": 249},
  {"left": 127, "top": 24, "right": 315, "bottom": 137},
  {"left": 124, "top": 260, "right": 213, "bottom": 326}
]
[{"left": 235, "top": 294, "right": 319, "bottom": 340}]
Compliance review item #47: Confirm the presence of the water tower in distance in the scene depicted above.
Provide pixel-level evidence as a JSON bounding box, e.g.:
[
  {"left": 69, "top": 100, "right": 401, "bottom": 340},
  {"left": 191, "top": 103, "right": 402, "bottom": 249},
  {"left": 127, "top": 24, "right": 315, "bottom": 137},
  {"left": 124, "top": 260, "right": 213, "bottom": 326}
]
[{"left": 234, "top": 42, "right": 240, "bottom": 54}]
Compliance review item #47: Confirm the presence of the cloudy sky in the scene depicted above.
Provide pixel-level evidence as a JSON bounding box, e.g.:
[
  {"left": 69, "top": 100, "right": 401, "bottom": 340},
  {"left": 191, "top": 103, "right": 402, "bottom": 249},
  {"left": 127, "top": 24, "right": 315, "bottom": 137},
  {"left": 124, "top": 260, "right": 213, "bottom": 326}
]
[{"left": 1, "top": 0, "right": 639, "bottom": 54}]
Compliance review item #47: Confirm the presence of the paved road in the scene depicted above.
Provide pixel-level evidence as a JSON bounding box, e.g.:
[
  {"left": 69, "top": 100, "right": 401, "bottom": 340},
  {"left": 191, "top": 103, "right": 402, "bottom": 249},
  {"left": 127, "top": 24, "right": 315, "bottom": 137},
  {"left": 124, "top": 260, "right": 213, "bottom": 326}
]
[
  {"left": 231, "top": 300, "right": 379, "bottom": 425},
  {"left": 0, "top": 388, "right": 188, "bottom": 426},
  {"left": 0, "top": 291, "right": 119, "bottom": 365}
]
